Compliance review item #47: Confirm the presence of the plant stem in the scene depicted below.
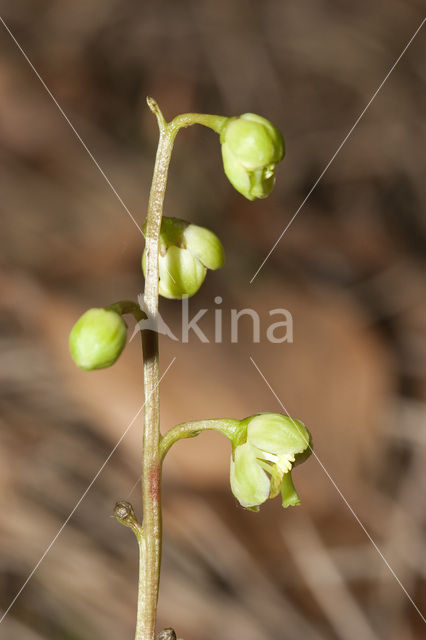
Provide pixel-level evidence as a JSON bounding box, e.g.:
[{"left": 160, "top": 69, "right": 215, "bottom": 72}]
[
  {"left": 106, "top": 300, "right": 146, "bottom": 322},
  {"left": 160, "top": 419, "right": 243, "bottom": 460},
  {"left": 137, "top": 98, "right": 174, "bottom": 640},
  {"left": 169, "top": 113, "right": 227, "bottom": 136},
  {"left": 137, "top": 99, "right": 228, "bottom": 640}
]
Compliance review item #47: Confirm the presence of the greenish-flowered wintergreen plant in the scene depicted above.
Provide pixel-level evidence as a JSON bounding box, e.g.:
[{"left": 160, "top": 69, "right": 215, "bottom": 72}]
[{"left": 68, "top": 98, "right": 310, "bottom": 640}]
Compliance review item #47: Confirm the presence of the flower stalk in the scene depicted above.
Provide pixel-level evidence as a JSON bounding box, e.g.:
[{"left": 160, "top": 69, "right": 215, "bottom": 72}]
[
  {"left": 138, "top": 98, "right": 172, "bottom": 640},
  {"left": 160, "top": 418, "right": 244, "bottom": 460}
]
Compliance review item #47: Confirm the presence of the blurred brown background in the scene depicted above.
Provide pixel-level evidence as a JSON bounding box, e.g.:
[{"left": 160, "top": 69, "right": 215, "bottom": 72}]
[{"left": 0, "top": 1, "right": 425, "bottom": 639}]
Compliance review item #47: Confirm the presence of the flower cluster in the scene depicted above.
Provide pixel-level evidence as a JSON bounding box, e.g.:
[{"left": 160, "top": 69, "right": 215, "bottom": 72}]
[
  {"left": 67, "top": 99, "right": 311, "bottom": 640},
  {"left": 230, "top": 413, "right": 312, "bottom": 510}
]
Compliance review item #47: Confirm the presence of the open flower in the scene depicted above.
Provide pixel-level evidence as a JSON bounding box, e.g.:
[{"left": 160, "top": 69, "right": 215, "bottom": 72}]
[
  {"left": 142, "top": 216, "right": 225, "bottom": 299},
  {"left": 230, "top": 413, "right": 312, "bottom": 510},
  {"left": 220, "top": 113, "right": 285, "bottom": 200}
]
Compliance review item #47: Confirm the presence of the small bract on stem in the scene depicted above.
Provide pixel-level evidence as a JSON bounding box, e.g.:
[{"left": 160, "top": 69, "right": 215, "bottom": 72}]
[{"left": 68, "top": 97, "right": 312, "bottom": 640}]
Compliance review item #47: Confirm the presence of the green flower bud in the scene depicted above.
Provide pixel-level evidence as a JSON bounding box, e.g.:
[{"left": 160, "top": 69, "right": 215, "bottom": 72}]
[
  {"left": 69, "top": 308, "right": 127, "bottom": 371},
  {"left": 220, "top": 113, "right": 285, "bottom": 200},
  {"left": 142, "top": 217, "right": 225, "bottom": 299},
  {"left": 229, "top": 413, "right": 311, "bottom": 510}
]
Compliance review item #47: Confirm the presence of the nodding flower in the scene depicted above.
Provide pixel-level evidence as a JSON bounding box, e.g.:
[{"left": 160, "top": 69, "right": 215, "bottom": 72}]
[
  {"left": 230, "top": 413, "right": 312, "bottom": 510},
  {"left": 220, "top": 113, "right": 285, "bottom": 200}
]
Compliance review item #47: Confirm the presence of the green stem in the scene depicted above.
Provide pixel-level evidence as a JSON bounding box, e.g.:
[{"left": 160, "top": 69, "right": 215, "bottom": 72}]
[
  {"left": 160, "top": 419, "right": 243, "bottom": 460},
  {"left": 137, "top": 98, "right": 229, "bottom": 640},
  {"left": 106, "top": 300, "right": 146, "bottom": 322},
  {"left": 169, "top": 113, "right": 228, "bottom": 136},
  {"left": 138, "top": 99, "right": 173, "bottom": 640}
]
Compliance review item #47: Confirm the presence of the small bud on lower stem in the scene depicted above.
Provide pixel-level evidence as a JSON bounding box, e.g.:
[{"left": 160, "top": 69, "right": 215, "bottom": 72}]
[
  {"left": 113, "top": 501, "right": 142, "bottom": 537},
  {"left": 156, "top": 628, "right": 177, "bottom": 640}
]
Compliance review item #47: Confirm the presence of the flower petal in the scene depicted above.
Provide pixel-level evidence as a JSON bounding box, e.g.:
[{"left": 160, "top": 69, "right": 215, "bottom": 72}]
[
  {"left": 158, "top": 246, "right": 206, "bottom": 299},
  {"left": 247, "top": 413, "right": 310, "bottom": 457},
  {"left": 230, "top": 443, "right": 270, "bottom": 509},
  {"left": 183, "top": 224, "right": 225, "bottom": 270}
]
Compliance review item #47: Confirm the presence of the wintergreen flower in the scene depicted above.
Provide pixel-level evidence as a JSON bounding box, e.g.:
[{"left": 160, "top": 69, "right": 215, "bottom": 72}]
[
  {"left": 230, "top": 413, "right": 311, "bottom": 510},
  {"left": 69, "top": 308, "right": 127, "bottom": 371},
  {"left": 142, "top": 216, "right": 224, "bottom": 299},
  {"left": 220, "top": 113, "right": 285, "bottom": 200}
]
